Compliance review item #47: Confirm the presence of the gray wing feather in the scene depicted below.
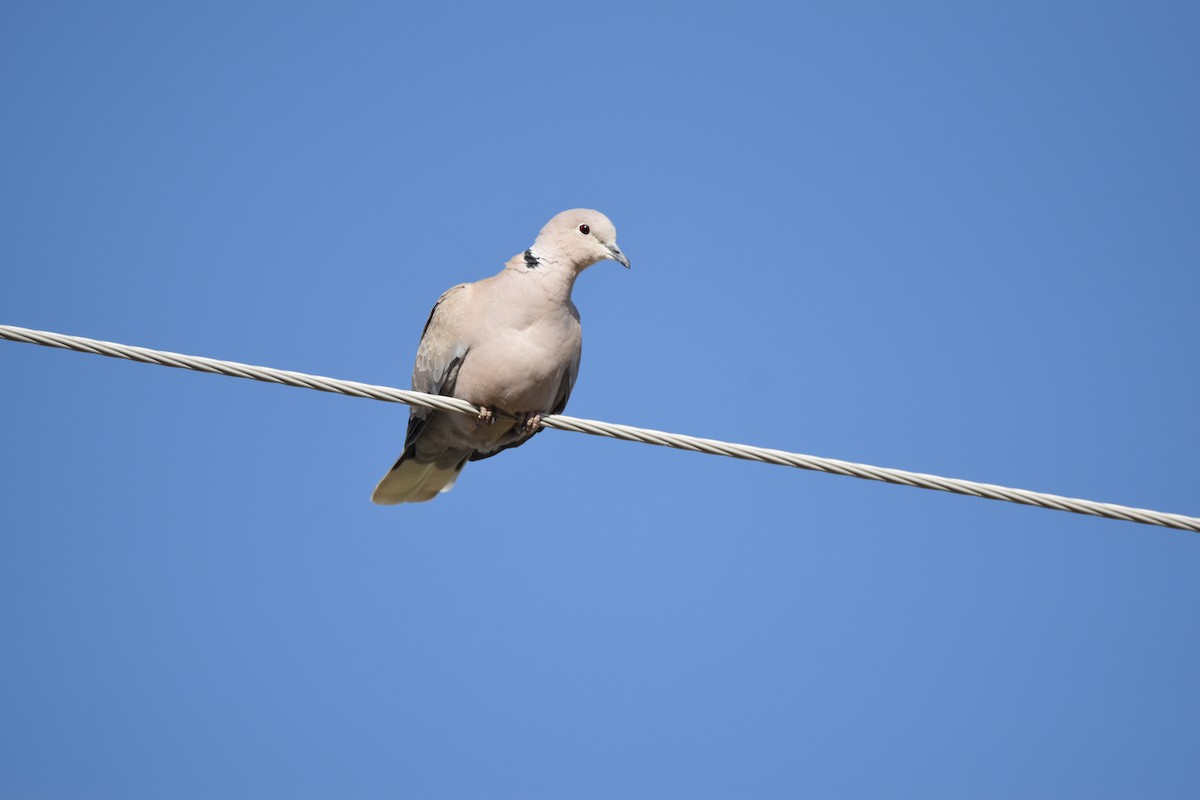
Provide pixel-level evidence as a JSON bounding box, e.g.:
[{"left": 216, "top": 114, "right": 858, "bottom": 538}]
[
  {"left": 399, "top": 284, "right": 472, "bottom": 457},
  {"left": 412, "top": 283, "right": 470, "bottom": 396}
]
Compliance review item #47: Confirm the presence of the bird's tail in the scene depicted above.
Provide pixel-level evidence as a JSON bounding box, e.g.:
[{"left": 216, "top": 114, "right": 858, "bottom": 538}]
[{"left": 371, "top": 455, "right": 467, "bottom": 504}]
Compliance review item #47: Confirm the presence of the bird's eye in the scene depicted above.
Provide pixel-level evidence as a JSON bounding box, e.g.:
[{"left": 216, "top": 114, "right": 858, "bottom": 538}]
[{"left": 578, "top": 224, "right": 590, "bottom": 235}]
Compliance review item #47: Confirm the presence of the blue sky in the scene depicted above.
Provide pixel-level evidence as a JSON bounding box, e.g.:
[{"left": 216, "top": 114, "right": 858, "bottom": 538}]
[{"left": 2, "top": 2, "right": 1198, "bottom": 798}]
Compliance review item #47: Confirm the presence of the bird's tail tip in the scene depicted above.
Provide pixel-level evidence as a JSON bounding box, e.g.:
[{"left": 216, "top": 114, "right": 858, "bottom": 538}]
[{"left": 371, "top": 457, "right": 466, "bottom": 505}]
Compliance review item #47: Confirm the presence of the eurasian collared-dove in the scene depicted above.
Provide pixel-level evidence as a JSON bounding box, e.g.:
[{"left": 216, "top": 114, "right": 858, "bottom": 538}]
[{"left": 371, "top": 209, "right": 630, "bottom": 504}]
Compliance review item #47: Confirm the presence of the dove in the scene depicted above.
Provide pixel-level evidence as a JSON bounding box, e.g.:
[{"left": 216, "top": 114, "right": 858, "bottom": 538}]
[{"left": 371, "top": 209, "right": 630, "bottom": 504}]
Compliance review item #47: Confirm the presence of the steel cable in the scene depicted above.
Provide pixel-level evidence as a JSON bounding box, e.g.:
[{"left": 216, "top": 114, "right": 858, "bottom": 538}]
[{"left": 3, "top": 323, "right": 1196, "bottom": 533}]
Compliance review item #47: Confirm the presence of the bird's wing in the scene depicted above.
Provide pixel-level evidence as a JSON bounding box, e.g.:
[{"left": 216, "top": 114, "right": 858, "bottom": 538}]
[{"left": 400, "top": 283, "right": 472, "bottom": 453}]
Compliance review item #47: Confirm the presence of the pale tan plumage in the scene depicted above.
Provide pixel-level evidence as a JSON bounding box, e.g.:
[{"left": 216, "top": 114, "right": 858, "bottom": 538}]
[{"left": 372, "top": 209, "right": 629, "bottom": 504}]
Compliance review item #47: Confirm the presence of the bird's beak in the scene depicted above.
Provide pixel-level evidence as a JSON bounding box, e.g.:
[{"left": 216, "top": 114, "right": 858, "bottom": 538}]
[{"left": 607, "top": 244, "right": 631, "bottom": 269}]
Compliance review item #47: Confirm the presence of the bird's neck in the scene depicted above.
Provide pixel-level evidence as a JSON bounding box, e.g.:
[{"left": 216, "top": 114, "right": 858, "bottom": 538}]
[{"left": 507, "top": 248, "right": 581, "bottom": 304}]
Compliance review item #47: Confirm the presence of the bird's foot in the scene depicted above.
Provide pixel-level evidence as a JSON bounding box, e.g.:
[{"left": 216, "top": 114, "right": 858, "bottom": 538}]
[
  {"left": 476, "top": 406, "right": 495, "bottom": 425},
  {"left": 515, "top": 412, "right": 544, "bottom": 434}
]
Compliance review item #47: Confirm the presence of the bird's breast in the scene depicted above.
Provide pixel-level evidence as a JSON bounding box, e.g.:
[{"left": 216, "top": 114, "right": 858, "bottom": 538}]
[{"left": 454, "top": 316, "right": 580, "bottom": 413}]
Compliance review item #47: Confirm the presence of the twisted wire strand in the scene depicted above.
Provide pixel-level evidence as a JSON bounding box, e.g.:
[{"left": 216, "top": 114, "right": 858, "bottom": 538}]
[{"left": 3, "top": 323, "right": 1197, "bottom": 533}]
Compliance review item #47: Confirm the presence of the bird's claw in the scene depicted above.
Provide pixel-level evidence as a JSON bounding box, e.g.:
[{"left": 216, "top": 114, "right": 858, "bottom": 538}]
[
  {"left": 515, "top": 412, "right": 543, "bottom": 435},
  {"left": 476, "top": 406, "right": 495, "bottom": 425}
]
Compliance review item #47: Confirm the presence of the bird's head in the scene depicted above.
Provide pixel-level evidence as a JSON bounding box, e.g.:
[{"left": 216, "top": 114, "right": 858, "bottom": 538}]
[{"left": 534, "top": 209, "right": 630, "bottom": 272}]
